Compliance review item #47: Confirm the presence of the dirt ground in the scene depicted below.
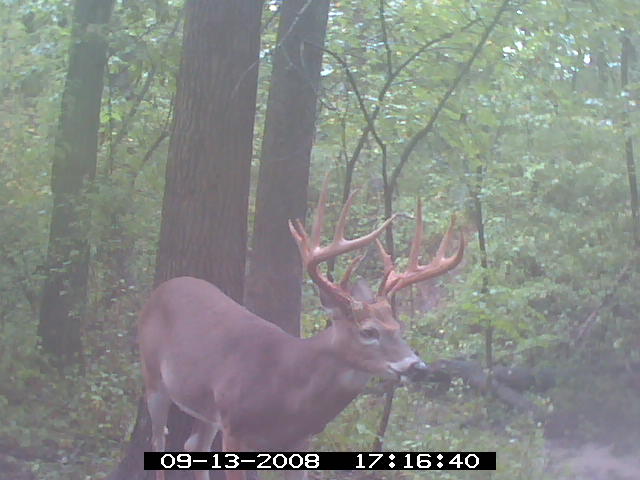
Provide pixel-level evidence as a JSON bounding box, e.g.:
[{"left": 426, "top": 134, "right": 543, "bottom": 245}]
[{"left": 547, "top": 441, "right": 640, "bottom": 480}]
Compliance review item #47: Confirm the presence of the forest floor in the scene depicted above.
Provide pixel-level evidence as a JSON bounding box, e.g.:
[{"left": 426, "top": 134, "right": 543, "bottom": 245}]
[
  {"left": 545, "top": 440, "right": 640, "bottom": 480},
  {"left": 2, "top": 396, "right": 640, "bottom": 480},
  {"left": 2, "top": 440, "right": 640, "bottom": 480}
]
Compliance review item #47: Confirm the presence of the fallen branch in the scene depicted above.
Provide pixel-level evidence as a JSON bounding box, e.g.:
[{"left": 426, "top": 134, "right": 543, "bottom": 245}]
[
  {"left": 422, "top": 359, "right": 547, "bottom": 421},
  {"left": 362, "top": 358, "right": 549, "bottom": 420}
]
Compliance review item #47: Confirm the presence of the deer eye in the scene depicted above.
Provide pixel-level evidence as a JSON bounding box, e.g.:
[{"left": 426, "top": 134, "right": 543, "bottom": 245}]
[{"left": 359, "top": 327, "right": 380, "bottom": 341}]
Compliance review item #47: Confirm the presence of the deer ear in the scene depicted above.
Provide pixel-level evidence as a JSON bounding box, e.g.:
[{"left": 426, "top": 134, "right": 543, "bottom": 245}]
[
  {"left": 349, "top": 279, "right": 375, "bottom": 304},
  {"left": 319, "top": 288, "right": 347, "bottom": 318},
  {"left": 319, "top": 289, "right": 367, "bottom": 323}
]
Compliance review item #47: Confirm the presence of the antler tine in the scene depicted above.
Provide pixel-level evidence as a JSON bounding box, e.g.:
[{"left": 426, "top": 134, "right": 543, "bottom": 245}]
[
  {"left": 289, "top": 219, "right": 310, "bottom": 260},
  {"left": 333, "top": 187, "right": 360, "bottom": 244},
  {"left": 435, "top": 214, "right": 457, "bottom": 260},
  {"left": 377, "top": 202, "right": 465, "bottom": 297},
  {"left": 387, "top": 214, "right": 464, "bottom": 295},
  {"left": 375, "top": 238, "right": 394, "bottom": 276},
  {"left": 407, "top": 198, "right": 423, "bottom": 271},
  {"left": 414, "top": 216, "right": 464, "bottom": 278},
  {"left": 326, "top": 214, "right": 396, "bottom": 259},
  {"left": 339, "top": 254, "right": 365, "bottom": 290},
  {"left": 289, "top": 176, "right": 397, "bottom": 308},
  {"left": 375, "top": 238, "right": 402, "bottom": 296},
  {"left": 446, "top": 216, "right": 465, "bottom": 264},
  {"left": 310, "top": 173, "right": 331, "bottom": 249}
]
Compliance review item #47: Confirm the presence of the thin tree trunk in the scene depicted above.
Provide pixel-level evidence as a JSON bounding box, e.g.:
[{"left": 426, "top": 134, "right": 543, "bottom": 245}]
[
  {"left": 245, "top": 0, "right": 330, "bottom": 335},
  {"left": 621, "top": 35, "right": 639, "bottom": 248},
  {"left": 472, "top": 164, "right": 493, "bottom": 373},
  {"left": 38, "top": 0, "right": 115, "bottom": 367},
  {"left": 108, "top": 2, "right": 263, "bottom": 479}
]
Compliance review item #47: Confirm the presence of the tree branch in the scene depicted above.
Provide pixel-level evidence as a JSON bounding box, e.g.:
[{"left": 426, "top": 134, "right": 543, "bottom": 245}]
[
  {"left": 389, "top": 0, "right": 511, "bottom": 193},
  {"left": 379, "top": 0, "right": 393, "bottom": 76},
  {"left": 342, "top": 17, "right": 480, "bottom": 199}
]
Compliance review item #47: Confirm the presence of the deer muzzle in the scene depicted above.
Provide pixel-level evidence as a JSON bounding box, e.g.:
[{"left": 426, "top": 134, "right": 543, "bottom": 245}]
[{"left": 387, "top": 354, "right": 427, "bottom": 381}]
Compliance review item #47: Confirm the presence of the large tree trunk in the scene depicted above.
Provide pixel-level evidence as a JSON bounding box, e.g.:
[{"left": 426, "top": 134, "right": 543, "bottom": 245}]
[
  {"left": 154, "top": 0, "right": 263, "bottom": 299},
  {"left": 108, "top": 1, "right": 263, "bottom": 479},
  {"left": 38, "top": 0, "right": 115, "bottom": 367},
  {"left": 244, "top": 0, "right": 331, "bottom": 335}
]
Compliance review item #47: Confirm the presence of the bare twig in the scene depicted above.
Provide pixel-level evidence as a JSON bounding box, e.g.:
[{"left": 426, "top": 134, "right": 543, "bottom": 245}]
[
  {"left": 379, "top": 0, "right": 393, "bottom": 76},
  {"left": 107, "top": 15, "right": 181, "bottom": 164},
  {"left": 372, "top": 384, "right": 396, "bottom": 452},
  {"left": 126, "top": 92, "right": 174, "bottom": 188},
  {"left": 319, "top": 46, "right": 386, "bottom": 152},
  {"left": 127, "top": 130, "right": 169, "bottom": 188},
  {"left": 574, "top": 260, "right": 634, "bottom": 346},
  {"left": 233, "top": 0, "right": 316, "bottom": 99}
]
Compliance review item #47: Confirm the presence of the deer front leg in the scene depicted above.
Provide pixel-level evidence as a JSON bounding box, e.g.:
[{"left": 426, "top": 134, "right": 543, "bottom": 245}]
[
  {"left": 146, "top": 390, "right": 171, "bottom": 480},
  {"left": 185, "top": 418, "right": 219, "bottom": 480},
  {"left": 222, "top": 429, "right": 249, "bottom": 480},
  {"left": 284, "top": 469, "right": 308, "bottom": 480},
  {"left": 284, "top": 438, "right": 309, "bottom": 480}
]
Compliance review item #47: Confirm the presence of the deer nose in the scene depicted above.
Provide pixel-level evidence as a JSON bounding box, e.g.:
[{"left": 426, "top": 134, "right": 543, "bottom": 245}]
[{"left": 405, "top": 358, "right": 429, "bottom": 381}]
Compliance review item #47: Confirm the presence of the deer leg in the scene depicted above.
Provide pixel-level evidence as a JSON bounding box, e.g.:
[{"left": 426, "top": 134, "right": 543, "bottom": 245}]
[
  {"left": 146, "top": 390, "right": 171, "bottom": 480},
  {"left": 284, "top": 470, "right": 308, "bottom": 480},
  {"left": 284, "top": 438, "right": 309, "bottom": 480},
  {"left": 185, "top": 419, "right": 219, "bottom": 480},
  {"left": 222, "top": 429, "right": 249, "bottom": 480}
]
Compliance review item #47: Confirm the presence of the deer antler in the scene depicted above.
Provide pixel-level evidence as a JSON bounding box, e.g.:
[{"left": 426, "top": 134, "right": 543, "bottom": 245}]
[
  {"left": 289, "top": 174, "right": 394, "bottom": 308},
  {"left": 377, "top": 199, "right": 464, "bottom": 297}
]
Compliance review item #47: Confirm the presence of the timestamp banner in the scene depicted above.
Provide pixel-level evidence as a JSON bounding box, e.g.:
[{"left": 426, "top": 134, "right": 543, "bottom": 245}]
[{"left": 145, "top": 451, "right": 497, "bottom": 471}]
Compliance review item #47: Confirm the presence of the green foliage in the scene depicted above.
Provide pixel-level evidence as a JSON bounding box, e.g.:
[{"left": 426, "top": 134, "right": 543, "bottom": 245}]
[
  {"left": 1, "top": 0, "right": 639, "bottom": 478},
  {"left": 0, "top": 0, "right": 181, "bottom": 477}
]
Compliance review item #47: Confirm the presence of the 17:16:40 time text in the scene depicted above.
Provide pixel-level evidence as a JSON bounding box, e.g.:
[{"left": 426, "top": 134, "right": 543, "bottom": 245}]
[{"left": 356, "top": 452, "right": 482, "bottom": 470}]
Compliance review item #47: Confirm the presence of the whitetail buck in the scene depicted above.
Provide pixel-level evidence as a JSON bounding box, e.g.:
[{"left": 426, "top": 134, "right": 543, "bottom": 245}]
[{"left": 139, "top": 176, "right": 464, "bottom": 480}]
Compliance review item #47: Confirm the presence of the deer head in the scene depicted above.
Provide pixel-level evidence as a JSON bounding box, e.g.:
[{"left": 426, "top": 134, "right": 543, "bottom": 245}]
[{"left": 289, "top": 175, "right": 464, "bottom": 380}]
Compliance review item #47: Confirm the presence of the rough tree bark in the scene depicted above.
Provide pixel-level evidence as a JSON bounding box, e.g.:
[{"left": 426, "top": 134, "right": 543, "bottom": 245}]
[
  {"left": 107, "top": 1, "right": 263, "bottom": 479},
  {"left": 154, "top": 1, "right": 263, "bottom": 299},
  {"left": 244, "top": 0, "right": 331, "bottom": 335},
  {"left": 38, "top": 0, "right": 115, "bottom": 366}
]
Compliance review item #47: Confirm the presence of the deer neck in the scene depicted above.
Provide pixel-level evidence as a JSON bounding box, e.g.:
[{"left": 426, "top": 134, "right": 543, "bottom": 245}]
[
  {"left": 223, "top": 323, "right": 372, "bottom": 450},
  {"left": 304, "top": 325, "right": 372, "bottom": 390},
  {"left": 274, "top": 326, "right": 371, "bottom": 425}
]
